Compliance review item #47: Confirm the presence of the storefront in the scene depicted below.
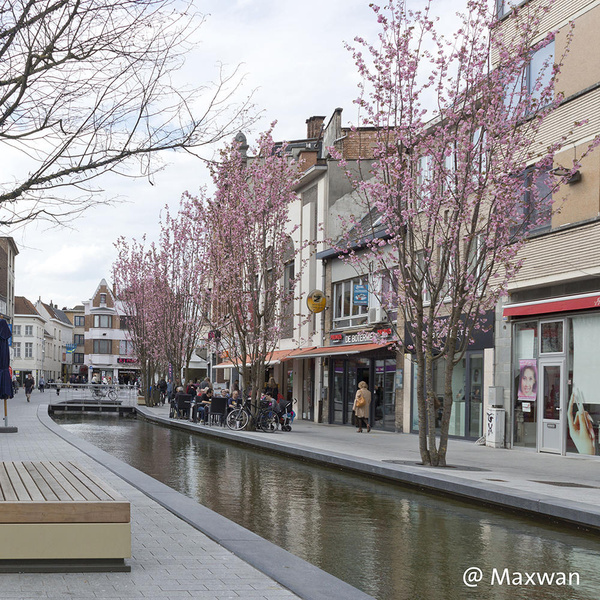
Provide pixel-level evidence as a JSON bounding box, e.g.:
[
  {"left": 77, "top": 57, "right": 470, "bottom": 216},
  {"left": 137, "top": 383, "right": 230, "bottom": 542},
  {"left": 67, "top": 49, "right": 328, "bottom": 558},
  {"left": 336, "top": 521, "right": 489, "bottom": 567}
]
[
  {"left": 505, "top": 292, "right": 600, "bottom": 456},
  {"left": 409, "top": 314, "right": 494, "bottom": 440},
  {"left": 296, "top": 333, "right": 398, "bottom": 430}
]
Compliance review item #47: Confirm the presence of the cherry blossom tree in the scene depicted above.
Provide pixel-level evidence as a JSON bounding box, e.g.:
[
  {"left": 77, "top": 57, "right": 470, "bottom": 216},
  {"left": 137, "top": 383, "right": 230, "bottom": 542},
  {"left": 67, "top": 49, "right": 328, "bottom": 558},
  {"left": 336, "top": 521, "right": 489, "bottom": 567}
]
[
  {"left": 113, "top": 205, "right": 208, "bottom": 400},
  {"left": 335, "top": 0, "right": 594, "bottom": 465},
  {"left": 113, "top": 236, "right": 158, "bottom": 404},
  {"left": 183, "top": 128, "right": 302, "bottom": 408}
]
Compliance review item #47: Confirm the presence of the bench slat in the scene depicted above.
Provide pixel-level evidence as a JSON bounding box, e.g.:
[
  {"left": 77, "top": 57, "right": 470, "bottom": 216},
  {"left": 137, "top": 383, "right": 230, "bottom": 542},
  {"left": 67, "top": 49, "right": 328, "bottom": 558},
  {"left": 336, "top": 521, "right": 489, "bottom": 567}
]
[
  {"left": 38, "top": 463, "right": 87, "bottom": 501},
  {"left": 58, "top": 462, "right": 114, "bottom": 502},
  {"left": 67, "top": 462, "right": 125, "bottom": 501},
  {"left": 14, "top": 463, "right": 47, "bottom": 502},
  {"left": 46, "top": 462, "right": 98, "bottom": 501},
  {"left": 0, "top": 464, "right": 17, "bottom": 502},
  {"left": 3, "top": 462, "right": 31, "bottom": 501},
  {"left": 23, "top": 462, "right": 60, "bottom": 501}
]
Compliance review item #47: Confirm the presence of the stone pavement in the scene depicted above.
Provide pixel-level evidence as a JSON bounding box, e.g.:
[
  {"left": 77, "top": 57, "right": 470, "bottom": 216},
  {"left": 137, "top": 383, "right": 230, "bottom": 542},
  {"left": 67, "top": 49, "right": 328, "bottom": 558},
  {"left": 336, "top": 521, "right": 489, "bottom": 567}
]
[
  {"left": 141, "top": 402, "right": 600, "bottom": 531},
  {"left": 0, "top": 389, "right": 319, "bottom": 600}
]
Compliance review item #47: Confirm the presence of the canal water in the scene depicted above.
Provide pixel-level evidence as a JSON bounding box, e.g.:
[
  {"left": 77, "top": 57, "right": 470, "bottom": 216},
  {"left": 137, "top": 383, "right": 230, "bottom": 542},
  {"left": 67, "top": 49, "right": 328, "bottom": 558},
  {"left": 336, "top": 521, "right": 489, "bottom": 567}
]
[{"left": 53, "top": 414, "right": 600, "bottom": 600}]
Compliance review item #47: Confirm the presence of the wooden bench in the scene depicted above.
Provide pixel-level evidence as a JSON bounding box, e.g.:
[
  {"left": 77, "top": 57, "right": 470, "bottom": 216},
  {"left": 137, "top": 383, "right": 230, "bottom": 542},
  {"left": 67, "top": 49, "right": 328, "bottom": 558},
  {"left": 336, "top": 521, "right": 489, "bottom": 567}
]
[{"left": 0, "top": 461, "right": 130, "bottom": 570}]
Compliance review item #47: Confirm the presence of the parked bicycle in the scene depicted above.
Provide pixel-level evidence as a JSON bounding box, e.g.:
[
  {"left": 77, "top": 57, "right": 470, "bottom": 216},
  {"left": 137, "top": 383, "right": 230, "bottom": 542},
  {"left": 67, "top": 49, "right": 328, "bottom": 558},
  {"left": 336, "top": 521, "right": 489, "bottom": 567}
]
[
  {"left": 226, "top": 396, "right": 279, "bottom": 433},
  {"left": 91, "top": 385, "right": 118, "bottom": 402}
]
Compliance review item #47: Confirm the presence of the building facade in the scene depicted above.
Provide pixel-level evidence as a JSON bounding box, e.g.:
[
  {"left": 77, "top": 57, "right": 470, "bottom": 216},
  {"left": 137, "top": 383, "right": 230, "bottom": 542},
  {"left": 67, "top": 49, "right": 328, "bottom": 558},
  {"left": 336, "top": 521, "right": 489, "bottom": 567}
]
[
  {"left": 12, "top": 297, "right": 46, "bottom": 384},
  {"left": 35, "top": 300, "right": 74, "bottom": 382},
  {"left": 494, "top": 0, "right": 600, "bottom": 456},
  {"left": 83, "top": 279, "right": 139, "bottom": 384}
]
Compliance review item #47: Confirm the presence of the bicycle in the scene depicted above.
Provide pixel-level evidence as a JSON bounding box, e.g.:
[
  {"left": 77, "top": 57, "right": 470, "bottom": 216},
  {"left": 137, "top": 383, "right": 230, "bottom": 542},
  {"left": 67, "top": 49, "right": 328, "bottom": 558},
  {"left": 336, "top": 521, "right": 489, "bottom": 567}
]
[
  {"left": 226, "top": 396, "right": 278, "bottom": 433},
  {"left": 91, "top": 385, "right": 118, "bottom": 402}
]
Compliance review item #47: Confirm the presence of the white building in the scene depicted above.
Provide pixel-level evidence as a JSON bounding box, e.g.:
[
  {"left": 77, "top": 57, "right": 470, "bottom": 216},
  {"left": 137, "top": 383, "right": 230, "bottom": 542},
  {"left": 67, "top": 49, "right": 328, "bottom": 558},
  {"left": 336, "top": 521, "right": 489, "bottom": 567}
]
[
  {"left": 35, "top": 300, "right": 74, "bottom": 382},
  {"left": 13, "top": 296, "right": 46, "bottom": 385}
]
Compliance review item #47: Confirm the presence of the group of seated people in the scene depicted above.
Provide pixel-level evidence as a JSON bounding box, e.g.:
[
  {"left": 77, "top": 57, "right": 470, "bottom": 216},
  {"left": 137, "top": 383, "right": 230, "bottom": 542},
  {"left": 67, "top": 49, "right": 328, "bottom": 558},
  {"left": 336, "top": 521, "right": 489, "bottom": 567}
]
[{"left": 170, "top": 385, "right": 243, "bottom": 423}]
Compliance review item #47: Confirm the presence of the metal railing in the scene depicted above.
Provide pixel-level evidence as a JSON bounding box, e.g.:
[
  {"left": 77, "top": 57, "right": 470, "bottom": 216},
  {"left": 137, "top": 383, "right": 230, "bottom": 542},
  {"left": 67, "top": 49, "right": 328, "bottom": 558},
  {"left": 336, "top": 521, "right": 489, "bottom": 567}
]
[{"left": 45, "top": 383, "right": 139, "bottom": 406}]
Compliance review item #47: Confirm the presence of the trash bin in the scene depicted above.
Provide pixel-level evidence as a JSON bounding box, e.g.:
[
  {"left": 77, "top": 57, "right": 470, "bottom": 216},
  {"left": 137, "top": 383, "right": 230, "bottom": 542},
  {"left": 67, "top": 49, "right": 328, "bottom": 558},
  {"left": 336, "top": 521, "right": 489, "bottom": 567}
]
[{"left": 486, "top": 406, "right": 505, "bottom": 448}]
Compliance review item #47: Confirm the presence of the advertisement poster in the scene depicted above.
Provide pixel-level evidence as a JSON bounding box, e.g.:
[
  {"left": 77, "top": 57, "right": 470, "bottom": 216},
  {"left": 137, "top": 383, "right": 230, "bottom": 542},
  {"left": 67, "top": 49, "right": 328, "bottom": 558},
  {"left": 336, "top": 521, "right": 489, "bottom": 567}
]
[
  {"left": 518, "top": 359, "right": 537, "bottom": 401},
  {"left": 353, "top": 284, "right": 368, "bottom": 306},
  {"left": 568, "top": 317, "right": 599, "bottom": 455}
]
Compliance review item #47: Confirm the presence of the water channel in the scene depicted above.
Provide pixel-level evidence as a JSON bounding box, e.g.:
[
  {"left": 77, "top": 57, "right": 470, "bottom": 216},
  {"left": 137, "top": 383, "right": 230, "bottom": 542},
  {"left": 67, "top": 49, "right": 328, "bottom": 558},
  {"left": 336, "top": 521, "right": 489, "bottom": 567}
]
[{"left": 53, "top": 414, "right": 600, "bottom": 600}]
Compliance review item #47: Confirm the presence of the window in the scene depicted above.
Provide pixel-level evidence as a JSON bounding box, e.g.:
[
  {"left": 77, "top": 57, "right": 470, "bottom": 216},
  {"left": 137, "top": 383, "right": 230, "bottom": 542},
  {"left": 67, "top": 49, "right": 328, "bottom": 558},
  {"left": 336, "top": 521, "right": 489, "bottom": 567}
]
[
  {"left": 13, "top": 325, "right": 20, "bottom": 336},
  {"left": 333, "top": 277, "right": 369, "bottom": 328},
  {"left": 25, "top": 342, "right": 33, "bottom": 358},
  {"left": 73, "top": 353, "right": 85, "bottom": 364},
  {"left": 497, "top": 0, "right": 527, "bottom": 18},
  {"left": 74, "top": 334, "right": 85, "bottom": 345},
  {"left": 100, "top": 293, "right": 107, "bottom": 304},
  {"left": 74, "top": 316, "right": 85, "bottom": 327},
  {"left": 93, "top": 339, "right": 112, "bottom": 354},
  {"left": 25, "top": 325, "right": 33, "bottom": 336},
  {"left": 416, "top": 155, "right": 433, "bottom": 209},
  {"left": 13, "top": 342, "right": 20, "bottom": 358},
  {"left": 93, "top": 315, "right": 113, "bottom": 328},
  {"left": 528, "top": 41, "right": 554, "bottom": 105},
  {"left": 119, "top": 340, "right": 134, "bottom": 355},
  {"left": 416, "top": 251, "right": 431, "bottom": 306},
  {"left": 119, "top": 316, "right": 130, "bottom": 330},
  {"left": 517, "top": 167, "right": 552, "bottom": 235}
]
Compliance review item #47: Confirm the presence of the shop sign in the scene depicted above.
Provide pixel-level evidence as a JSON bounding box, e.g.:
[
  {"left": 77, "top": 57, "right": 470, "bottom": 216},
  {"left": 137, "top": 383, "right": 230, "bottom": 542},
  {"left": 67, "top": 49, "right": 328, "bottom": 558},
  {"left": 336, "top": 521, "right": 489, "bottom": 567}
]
[
  {"left": 330, "top": 333, "right": 343, "bottom": 344},
  {"left": 307, "top": 289, "right": 327, "bottom": 313},
  {"left": 344, "top": 331, "right": 374, "bottom": 344},
  {"left": 118, "top": 357, "right": 137, "bottom": 364},
  {"left": 377, "top": 328, "right": 392, "bottom": 338},
  {"left": 353, "top": 284, "right": 368, "bottom": 306}
]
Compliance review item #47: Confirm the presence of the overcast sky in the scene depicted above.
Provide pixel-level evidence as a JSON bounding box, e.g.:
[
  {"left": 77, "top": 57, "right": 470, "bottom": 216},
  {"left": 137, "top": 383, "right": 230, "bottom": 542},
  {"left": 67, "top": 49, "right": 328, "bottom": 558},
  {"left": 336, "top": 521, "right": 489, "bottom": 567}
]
[{"left": 10, "top": 0, "right": 459, "bottom": 310}]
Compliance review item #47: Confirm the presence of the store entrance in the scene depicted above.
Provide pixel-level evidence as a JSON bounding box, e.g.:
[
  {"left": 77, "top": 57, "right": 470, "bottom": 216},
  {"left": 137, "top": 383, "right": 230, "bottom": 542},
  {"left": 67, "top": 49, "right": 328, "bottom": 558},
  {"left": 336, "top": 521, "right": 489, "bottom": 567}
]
[{"left": 538, "top": 359, "right": 565, "bottom": 454}]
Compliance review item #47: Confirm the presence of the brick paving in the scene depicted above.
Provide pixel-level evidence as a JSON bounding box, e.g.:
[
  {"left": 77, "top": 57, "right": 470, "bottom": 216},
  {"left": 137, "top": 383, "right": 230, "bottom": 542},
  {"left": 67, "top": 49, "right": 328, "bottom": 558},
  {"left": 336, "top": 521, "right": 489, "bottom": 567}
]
[{"left": 0, "top": 389, "right": 301, "bottom": 600}]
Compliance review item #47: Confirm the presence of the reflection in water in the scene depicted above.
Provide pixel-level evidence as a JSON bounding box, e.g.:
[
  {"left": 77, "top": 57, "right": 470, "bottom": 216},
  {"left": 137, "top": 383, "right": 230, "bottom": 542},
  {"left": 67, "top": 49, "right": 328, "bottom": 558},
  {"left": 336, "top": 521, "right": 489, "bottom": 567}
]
[{"left": 54, "top": 414, "right": 600, "bottom": 600}]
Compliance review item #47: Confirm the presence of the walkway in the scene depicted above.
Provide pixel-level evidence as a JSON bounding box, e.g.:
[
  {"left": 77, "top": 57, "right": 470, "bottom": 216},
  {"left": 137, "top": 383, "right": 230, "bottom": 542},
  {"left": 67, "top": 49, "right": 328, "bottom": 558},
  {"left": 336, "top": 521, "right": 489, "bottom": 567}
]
[
  {"left": 0, "top": 390, "right": 372, "bottom": 600},
  {"left": 139, "top": 402, "right": 600, "bottom": 531}
]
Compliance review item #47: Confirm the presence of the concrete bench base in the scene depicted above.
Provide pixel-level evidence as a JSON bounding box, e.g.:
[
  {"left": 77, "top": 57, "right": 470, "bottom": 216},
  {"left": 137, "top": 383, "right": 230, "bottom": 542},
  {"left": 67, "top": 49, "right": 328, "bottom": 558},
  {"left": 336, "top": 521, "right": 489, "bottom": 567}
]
[{"left": 0, "top": 461, "right": 131, "bottom": 570}]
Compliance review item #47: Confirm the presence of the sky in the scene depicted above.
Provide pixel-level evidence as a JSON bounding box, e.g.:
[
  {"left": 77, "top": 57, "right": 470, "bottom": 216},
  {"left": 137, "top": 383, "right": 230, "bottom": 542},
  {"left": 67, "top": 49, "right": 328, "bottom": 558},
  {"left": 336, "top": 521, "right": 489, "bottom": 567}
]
[{"left": 9, "top": 0, "right": 460, "bottom": 310}]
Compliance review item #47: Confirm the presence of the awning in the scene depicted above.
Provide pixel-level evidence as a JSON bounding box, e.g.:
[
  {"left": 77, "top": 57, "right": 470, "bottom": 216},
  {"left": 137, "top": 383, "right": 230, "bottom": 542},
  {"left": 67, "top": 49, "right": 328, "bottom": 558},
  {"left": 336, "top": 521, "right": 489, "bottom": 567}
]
[
  {"left": 289, "top": 342, "right": 393, "bottom": 359},
  {"left": 212, "top": 347, "right": 315, "bottom": 370},
  {"left": 503, "top": 291, "right": 600, "bottom": 318}
]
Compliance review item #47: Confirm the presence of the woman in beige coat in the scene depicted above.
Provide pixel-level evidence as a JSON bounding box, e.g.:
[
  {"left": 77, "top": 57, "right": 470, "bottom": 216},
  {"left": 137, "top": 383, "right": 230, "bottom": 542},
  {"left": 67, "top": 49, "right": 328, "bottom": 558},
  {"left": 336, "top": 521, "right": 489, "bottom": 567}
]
[{"left": 353, "top": 380, "right": 372, "bottom": 433}]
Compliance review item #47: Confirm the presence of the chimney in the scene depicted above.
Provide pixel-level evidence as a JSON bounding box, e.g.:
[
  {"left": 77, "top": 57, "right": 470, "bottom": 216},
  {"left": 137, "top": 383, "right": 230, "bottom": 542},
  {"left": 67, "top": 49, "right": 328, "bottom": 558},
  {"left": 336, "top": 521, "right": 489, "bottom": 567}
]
[{"left": 306, "top": 116, "right": 325, "bottom": 140}]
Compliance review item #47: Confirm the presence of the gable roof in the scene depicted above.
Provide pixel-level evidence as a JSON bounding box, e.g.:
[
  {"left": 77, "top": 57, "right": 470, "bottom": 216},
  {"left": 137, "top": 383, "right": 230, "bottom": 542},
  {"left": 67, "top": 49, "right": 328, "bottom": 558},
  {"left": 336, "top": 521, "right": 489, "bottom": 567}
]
[{"left": 15, "top": 296, "right": 41, "bottom": 317}]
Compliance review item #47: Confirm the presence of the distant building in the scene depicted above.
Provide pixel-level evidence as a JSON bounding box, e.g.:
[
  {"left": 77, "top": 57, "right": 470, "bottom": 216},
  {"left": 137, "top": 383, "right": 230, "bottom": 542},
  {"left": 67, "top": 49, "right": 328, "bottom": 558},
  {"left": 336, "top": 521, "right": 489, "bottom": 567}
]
[
  {"left": 35, "top": 300, "right": 74, "bottom": 382},
  {"left": 63, "top": 305, "right": 86, "bottom": 380},
  {"left": 83, "top": 279, "right": 139, "bottom": 384},
  {"left": 0, "top": 237, "right": 18, "bottom": 323},
  {"left": 13, "top": 296, "right": 45, "bottom": 384}
]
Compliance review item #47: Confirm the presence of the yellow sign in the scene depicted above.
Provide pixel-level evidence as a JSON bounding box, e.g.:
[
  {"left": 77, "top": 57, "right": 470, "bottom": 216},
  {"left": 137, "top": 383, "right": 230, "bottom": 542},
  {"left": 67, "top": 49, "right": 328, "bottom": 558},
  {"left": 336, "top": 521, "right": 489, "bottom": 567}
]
[{"left": 307, "top": 289, "right": 327, "bottom": 313}]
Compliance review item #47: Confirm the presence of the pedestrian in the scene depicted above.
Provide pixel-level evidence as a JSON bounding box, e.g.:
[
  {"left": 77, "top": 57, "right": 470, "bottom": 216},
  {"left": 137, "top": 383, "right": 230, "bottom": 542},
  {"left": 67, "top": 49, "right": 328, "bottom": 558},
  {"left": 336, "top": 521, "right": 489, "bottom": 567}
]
[
  {"left": 353, "top": 380, "right": 372, "bottom": 433},
  {"left": 39, "top": 376, "right": 45, "bottom": 393},
  {"left": 200, "top": 376, "right": 212, "bottom": 391},
  {"left": 24, "top": 374, "right": 35, "bottom": 402},
  {"left": 264, "top": 376, "right": 278, "bottom": 400}
]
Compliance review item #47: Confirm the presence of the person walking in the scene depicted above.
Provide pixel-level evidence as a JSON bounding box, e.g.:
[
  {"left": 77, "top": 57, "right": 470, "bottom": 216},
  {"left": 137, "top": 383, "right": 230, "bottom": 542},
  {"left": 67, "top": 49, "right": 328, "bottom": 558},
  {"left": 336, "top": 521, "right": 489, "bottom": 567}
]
[
  {"left": 39, "top": 376, "right": 45, "bottom": 393},
  {"left": 353, "top": 380, "right": 372, "bottom": 433},
  {"left": 24, "top": 374, "right": 35, "bottom": 402}
]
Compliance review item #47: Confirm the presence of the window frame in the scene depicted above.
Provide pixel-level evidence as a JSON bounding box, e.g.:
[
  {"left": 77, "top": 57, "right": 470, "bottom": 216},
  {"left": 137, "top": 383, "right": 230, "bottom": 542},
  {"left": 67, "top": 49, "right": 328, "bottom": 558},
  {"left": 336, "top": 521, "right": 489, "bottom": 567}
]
[
  {"left": 25, "top": 342, "right": 33, "bottom": 358},
  {"left": 93, "top": 339, "right": 112, "bottom": 354},
  {"left": 93, "top": 314, "right": 113, "bottom": 328},
  {"left": 333, "top": 276, "right": 369, "bottom": 329}
]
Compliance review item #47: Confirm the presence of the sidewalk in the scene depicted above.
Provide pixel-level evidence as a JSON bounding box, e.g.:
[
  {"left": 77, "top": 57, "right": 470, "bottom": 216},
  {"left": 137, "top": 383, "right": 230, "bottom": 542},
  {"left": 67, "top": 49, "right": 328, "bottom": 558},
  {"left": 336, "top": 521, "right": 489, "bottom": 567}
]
[
  {"left": 0, "top": 390, "right": 372, "bottom": 600},
  {"left": 139, "top": 403, "right": 600, "bottom": 531}
]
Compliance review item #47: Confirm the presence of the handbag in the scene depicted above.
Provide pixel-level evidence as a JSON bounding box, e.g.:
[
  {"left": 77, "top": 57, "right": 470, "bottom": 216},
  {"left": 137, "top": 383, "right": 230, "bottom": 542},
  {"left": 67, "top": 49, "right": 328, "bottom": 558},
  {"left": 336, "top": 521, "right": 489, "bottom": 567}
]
[{"left": 355, "top": 393, "right": 366, "bottom": 408}]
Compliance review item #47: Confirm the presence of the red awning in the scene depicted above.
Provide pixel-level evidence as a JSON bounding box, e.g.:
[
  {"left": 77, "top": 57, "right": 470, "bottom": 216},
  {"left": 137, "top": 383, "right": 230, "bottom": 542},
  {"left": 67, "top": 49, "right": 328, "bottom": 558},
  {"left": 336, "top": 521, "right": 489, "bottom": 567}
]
[
  {"left": 290, "top": 342, "right": 393, "bottom": 359},
  {"left": 213, "top": 347, "right": 316, "bottom": 370},
  {"left": 503, "top": 292, "right": 600, "bottom": 318}
]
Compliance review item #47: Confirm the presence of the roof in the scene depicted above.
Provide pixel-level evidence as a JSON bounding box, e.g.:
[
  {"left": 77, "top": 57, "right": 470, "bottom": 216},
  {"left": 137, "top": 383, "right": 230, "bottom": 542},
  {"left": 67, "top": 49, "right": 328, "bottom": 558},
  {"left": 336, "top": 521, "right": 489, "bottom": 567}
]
[
  {"left": 213, "top": 347, "right": 316, "bottom": 370},
  {"left": 14, "top": 296, "right": 40, "bottom": 317},
  {"left": 41, "top": 302, "right": 73, "bottom": 326}
]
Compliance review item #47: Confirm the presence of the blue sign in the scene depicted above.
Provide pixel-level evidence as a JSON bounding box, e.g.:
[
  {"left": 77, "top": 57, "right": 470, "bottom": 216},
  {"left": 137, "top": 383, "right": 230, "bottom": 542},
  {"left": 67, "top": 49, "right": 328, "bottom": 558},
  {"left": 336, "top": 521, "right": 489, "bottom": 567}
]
[{"left": 353, "top": 284, "right": 369, "bottom": 306}]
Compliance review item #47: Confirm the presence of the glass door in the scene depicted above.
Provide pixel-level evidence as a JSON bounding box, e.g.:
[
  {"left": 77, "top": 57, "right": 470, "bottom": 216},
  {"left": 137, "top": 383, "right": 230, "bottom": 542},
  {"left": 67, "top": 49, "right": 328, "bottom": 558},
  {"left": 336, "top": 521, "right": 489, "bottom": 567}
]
[
  {"left": 538, "top": 359, "right": 565, "bottom": 454},
  {"left": 331, "top": 360, "right": 345, "bottom": 424},
  {"left": 467, "top": 353, "right": 484, "bottom": 438}
]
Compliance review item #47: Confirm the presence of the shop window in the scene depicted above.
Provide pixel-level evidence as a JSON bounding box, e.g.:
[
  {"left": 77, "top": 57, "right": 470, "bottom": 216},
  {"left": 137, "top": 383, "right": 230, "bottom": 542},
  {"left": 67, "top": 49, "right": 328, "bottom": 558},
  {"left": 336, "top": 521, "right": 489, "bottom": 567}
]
[
  {"left": 333, "top": 277, "right": 368, "bottom": 328},
  {"left": 513, "top": 321, "right": 538, "bottom": 448},
  {"left": 567, "top": 316, "right": 600, "bottom": 456},
  {"left": 540, "top": 320, "right": 563, "bottom": 354}
]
